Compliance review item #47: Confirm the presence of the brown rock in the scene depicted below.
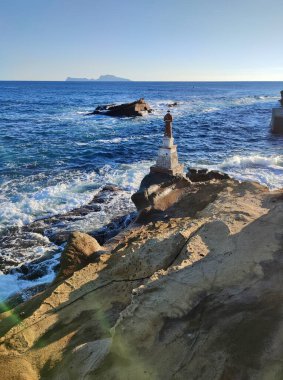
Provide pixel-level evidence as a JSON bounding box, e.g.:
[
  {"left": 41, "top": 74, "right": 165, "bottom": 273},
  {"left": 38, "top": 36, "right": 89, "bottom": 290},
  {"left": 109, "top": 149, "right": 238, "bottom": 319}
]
[
  {"left": 56, "top": 231, "right": 104, "bottom": 280},
  {"left": 0, "top": 179, "right": 282, "bottom": 380},
  {"left": 131, "top": 173, "right": 191, "bottom": 222},
  {"left": 0, "top": 355, "right": 38, "bottom": 380},
  {"left": 187, "top": 168, "right": 230, "bottom": 182}
]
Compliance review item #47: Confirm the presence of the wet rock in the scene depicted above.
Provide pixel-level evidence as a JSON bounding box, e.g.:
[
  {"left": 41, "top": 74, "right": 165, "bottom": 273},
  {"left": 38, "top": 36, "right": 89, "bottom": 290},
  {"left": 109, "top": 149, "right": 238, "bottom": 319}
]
[
  {"left": 4, "top": 284, "right": 49, "bottom": 310},
  {"left": 92, "top": 185, "right": 121, "bottom": 204},
  {"left": 167, "top": 102, "right": 178, "bottom": 107},
  {"left": 48, "top": 231, "right": 72, "bottom": 245},
  {"left": 12, "top": 251, "right": 60, "bottom": 281},
  {"left": 187, "top": 168, "right": 230, "bottom": 182},
  {"left": 15, "top": 185, "right": 122, "bottom": 248},
  {"left": 91, "top": 212, "right": 136, "bottom": 245},
  {"left": 87, "top": 98, "right": 152, "bottom": 117}
]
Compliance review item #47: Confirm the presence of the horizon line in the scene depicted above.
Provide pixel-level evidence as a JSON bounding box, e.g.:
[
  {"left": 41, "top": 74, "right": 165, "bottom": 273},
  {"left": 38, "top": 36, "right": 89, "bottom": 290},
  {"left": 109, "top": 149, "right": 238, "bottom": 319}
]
[{"left": 0, "top": 80, "right": 282, "bottom": 83}]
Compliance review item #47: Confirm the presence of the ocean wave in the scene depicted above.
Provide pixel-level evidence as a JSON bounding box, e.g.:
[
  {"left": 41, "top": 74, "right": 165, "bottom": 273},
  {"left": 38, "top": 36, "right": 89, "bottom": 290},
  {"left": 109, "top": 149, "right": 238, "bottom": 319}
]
[
  {"left": 231, "top": 95, "right": 278, "bottom": 106},
  {"left": 150, "top": 94, "right": 279, "bottom": 117},
  {"left": 220, "top": 154, "right": 283, "bottom": 169},
  {"left": 96, "top": 135, "right": 159, "bottom": 145},
  {"left": 205, "top": 154, "right": 283, "bottom": 189},
  {"left": 0, "top": 161, "right": 152, "bottom": 232},
  {"left": 202, "top": 107, "right": 221, "bottom": 113},
  {"left": 0, "top": 251, "right": 61, "bottom": 301}
]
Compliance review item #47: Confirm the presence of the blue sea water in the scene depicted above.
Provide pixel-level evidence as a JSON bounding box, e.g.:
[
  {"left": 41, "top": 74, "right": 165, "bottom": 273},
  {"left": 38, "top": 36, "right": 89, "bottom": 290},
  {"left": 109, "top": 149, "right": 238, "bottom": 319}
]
[{"left": 0, "top": 81, "right": 282, "bottom": 299}]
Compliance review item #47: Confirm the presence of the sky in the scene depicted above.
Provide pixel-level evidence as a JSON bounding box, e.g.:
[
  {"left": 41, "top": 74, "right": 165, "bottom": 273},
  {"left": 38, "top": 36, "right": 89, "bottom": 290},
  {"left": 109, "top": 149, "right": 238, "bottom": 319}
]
[{"left": 0, "top": 0, "right": 283, "bottom": 81}]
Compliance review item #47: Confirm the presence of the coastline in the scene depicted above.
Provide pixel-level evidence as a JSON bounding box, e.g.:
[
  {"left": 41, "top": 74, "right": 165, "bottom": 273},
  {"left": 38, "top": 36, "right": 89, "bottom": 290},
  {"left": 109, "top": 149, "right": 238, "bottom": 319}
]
[
  {"left": 0, "top": 170, "right": 282, "bottom": 379},
  {"left": 0, "top": 161, "right": 282, "bottom": 303}
]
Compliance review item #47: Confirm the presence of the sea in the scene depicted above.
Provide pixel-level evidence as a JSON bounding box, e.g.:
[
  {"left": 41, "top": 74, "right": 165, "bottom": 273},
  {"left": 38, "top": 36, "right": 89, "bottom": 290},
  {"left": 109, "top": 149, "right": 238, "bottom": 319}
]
[{"left": 0, "top": 81, "right": 282, "bottom": 301}]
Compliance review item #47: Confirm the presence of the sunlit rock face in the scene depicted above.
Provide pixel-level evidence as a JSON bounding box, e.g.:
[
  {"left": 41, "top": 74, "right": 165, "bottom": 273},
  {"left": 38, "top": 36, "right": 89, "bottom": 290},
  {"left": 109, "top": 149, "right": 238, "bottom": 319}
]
[{"left": 0, "top": 174, "right": 282, "bottom": 380}]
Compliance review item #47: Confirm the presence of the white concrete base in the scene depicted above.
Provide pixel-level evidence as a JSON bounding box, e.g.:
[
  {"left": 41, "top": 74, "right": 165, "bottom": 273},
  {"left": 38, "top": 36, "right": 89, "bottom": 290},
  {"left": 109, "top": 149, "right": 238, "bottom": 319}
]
[{"left": 152, "top": 136, "right": 184, "bottom": 176}]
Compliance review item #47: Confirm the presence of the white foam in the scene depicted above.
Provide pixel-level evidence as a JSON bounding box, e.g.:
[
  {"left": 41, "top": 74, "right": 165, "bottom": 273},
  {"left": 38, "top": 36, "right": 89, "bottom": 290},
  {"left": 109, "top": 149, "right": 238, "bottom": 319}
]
[
  {"left": 96, "top": 135, "right": 159, "bottom": 145},
  {"left": 150, "top": 95, "right": 279, "bottom": 119},
  {"left": 231, "top": 95, "right": 278, "bottom": 106},
  {"left": 202, "top": 107, "right": 221, "bottom": 113},
  {"left": 0, "top": 161, "right": 152, "bottom": 232},
  {"left": 220, "top": 154, "right": 283, "bottom": 168},
  {"left": 0, "top": 252, "right": 61, "bottom": 301},
  {"left": 199, "top": 154, "right": 283, "bottom": 190}
]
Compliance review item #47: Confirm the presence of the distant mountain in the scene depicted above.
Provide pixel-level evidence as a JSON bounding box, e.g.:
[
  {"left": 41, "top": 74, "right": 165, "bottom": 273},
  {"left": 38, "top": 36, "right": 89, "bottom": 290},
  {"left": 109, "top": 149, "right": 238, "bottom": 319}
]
[
  {"left": 97, "top": 75, "right": 130, "bottom": 81},
  {"left": 66, "top": 75, "right": 131, "bottom": 82},
  {"left": 65, "top": 77, "right": 94, "bottom": 81}
]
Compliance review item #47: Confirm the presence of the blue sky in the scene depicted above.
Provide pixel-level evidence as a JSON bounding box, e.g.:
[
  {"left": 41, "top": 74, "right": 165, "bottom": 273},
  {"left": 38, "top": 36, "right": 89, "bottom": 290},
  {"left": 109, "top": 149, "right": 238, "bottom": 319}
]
[{"left": 1, "top": 0, "right": 283, "bottom": 81}]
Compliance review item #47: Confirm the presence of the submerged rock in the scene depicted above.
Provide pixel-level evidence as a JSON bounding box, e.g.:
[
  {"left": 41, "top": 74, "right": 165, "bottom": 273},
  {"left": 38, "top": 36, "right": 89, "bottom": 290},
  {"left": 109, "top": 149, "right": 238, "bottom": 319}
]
[{"left": 87, "top": 98, "right": 152, "bottom": 117}]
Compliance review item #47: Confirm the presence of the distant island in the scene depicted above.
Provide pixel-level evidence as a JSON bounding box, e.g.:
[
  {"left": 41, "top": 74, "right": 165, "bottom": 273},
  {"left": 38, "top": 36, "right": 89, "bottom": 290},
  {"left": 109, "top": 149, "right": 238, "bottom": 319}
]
[{"left": 65, "top": 74, "right": 131, "bottom": 82}]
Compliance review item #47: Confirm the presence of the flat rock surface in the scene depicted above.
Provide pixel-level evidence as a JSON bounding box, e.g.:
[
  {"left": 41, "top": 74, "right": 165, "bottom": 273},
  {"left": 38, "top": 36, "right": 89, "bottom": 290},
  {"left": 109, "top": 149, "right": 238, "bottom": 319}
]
[{"left": 0, "top": 177, "right": 282, "bottom": 380}]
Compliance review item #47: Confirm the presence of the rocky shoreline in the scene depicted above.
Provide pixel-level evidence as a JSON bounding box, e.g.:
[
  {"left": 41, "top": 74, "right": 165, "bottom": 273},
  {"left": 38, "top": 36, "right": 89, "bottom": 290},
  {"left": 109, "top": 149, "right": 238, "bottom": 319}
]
[{"left": 0, "top": 170, "right": 282, "bottom": 379}]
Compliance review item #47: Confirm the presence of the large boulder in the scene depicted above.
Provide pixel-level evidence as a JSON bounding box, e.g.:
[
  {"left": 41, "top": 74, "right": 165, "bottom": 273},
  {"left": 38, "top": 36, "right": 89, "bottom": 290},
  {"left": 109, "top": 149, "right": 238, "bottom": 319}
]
[
  {"left": 87, "top": 98, "right": 152, "bottom": 117},
  {"left": 131, "top": 173, "right": 191, "bottom": 222},
  {"left": 56, "top": 232, "right": 104, "bottom": 280},
  {"left": 131, "top": 169, "right": 231, "bottom": 223}
]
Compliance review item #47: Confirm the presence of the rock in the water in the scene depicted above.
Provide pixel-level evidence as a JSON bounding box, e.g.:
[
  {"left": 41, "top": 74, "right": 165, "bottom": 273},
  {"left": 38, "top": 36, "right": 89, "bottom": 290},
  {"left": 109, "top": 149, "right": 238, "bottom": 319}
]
[
  {"left": 91, "top": 185, "right": 121, "bottom": 204},
  {"left": 167, "top": 102, "right": 178, "bottom": 107},
  {"left": 87, "top": 98, "right": 152, "bottom": 117},
  {"left": 56, "top": 231, "right": 104, "bottom": 280}
]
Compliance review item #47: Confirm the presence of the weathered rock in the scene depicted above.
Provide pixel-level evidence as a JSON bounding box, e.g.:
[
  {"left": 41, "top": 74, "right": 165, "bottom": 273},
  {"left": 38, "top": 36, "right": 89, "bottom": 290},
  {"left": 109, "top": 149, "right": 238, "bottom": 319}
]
[
  {"left": 0, "top": 355, "right": 38, "bottom": 380},
  {"left": 187, "top": 168, "right": 230, "bottom": 182},
  {"left": 91, "top": 185, "right": 121, "bottom": 204},
  {"left": 56, "top": 231, "right": 104, "bottom": 280},
  {"left": 91, "top": 212, "right": 136, "bottom": 245},
  {"left": 132, "top": 170, "right": 231, "bottom": 223},
  {"left": 131, "top": 173, "right": 191, "bottom": 222},
  {"left": 87, "top": 98, "right": 152, "bottom": 117},
  {"left": 0, "top": 177, "right": 282, "bottom": 380}
]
